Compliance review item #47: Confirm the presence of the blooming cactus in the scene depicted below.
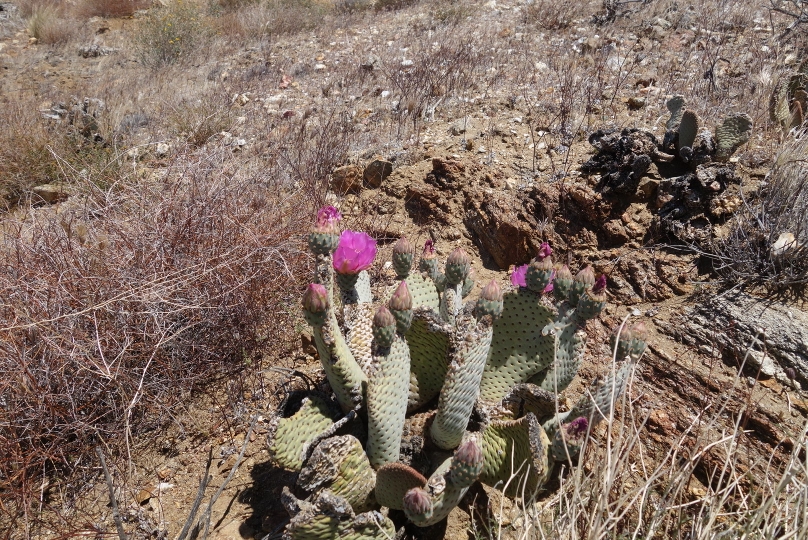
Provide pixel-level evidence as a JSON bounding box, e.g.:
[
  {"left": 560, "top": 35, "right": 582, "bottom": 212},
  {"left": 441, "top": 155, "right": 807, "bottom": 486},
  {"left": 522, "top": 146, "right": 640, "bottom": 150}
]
[{"left": 333, "top": 230, "right": 377, "bottom": 274}]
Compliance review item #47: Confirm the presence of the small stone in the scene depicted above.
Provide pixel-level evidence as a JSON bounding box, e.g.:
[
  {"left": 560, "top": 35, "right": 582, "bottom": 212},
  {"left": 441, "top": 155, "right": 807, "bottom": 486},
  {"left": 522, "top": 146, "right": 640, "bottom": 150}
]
[
  {"left": 628, "top": 97, "right": 646, "bottom": 110},
  {"left": 332, "top": 164, "right": 363, "bottom": 193},
  {"left": 363, "top": 159, "right": 393, "bottom": 188},
  {"left": 401, "top": 59, "right": 414, "bottom": 68},
  {"left": 31, "top": 184, "right": 68, "bottom": 205},
  {"left": 155, "top": 142, "right": 170, "bottom": 157},
  {"left": 314, "top": 63, "right": 326, "bottom": 71},
  {"left": 135, "top": 488, "right": 153, "bottom": 505},
  {"left": 636, "top": 177, "right": 659, "bottom": 200}
]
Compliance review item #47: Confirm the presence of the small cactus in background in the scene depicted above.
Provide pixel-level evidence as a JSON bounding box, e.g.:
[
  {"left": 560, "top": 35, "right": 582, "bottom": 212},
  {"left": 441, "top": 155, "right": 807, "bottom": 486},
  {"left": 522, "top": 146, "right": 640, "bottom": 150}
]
[
  {"left": 770, "top": 60, "right": 808, "bottom": 132},
  {"left": 267, "top": 208, "right": 647, "bottom": 532}
]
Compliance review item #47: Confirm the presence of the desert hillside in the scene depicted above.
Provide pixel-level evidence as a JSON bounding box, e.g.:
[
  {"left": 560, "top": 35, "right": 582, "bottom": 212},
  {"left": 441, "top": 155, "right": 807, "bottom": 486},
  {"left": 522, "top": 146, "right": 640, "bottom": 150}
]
[{"left": 1, "top": 1, "right": 807, "bottom": 538}]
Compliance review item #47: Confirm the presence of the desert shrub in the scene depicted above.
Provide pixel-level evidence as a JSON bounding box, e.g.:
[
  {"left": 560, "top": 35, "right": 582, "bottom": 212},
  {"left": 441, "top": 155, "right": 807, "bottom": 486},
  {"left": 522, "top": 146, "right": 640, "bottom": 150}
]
[
  {"left": 0, "top": 152, "right": 310, "bottom": 531},
  {"left": 74, "top": 0, "right": 150, "bottom": 18},
  {"left": 134, "top": 0, "right": 208, "bottom": 68},
  {"left": 15, "top": 0, "right": 61, "bottom": 19},
  {"left": 709, "top": 135, "right": 808, "bottom": 299},
  {"left": 166, "top": 93, "right": 235, "bottom": 148}
]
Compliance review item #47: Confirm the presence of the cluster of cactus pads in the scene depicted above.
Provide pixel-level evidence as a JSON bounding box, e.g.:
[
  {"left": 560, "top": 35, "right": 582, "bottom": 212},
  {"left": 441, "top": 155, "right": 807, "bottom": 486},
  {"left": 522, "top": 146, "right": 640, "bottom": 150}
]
[
  {"left": 770, "top": 59, "right": 808, "bottom": 131},
  {"left": 267, "top": 207, "right": 648, "bottom": 538}
]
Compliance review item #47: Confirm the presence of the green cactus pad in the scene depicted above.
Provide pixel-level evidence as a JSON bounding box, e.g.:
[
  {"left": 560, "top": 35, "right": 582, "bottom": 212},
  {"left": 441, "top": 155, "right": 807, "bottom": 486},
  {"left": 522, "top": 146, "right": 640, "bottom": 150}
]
[
  {"left": 298, "top": 435, "right": 378, "bottom": 513},
  {"left": 430, "top": 316, "right": 494, "bottom": 450},
  {"left": 461, "top": 273, "right": 475, "bottom": 298},
  {"left": 678, "top": 110, "right": 700, "bottom": 150},
  {"left": 533, "top": 321, "right": 586, "bottom": 395},
  {"left": 400, "top": 271, "right": 441, "bottom": 311},
  {"left": 283, "top": 489, "right": 394, "bottom": 540},
  {"left": 312, "top": 310, "right": 368, "bottom": 413},
  {"left": 346, "top": 303, "right": 375, "bottom": 375},
  {"left": 479, "top": 413, "right": 551, "bottom": 497},
  {"left": 715, "top": 113, "right": 752, "bottom": 161},
  {"left": 665, "top": 95, "right": 686, "bottom": 130},
  {"left": 375, "top": 463, "right": 428, "bottom": 510},
  {"left": 268, "top": 396, "right": 338, "bottom": 472},
  {"left": 366, "top": 336, "right": 411, "bottom": 468},
  {"left": 406, "top": 310, "right": 451, "bottom": 411},
  {"left": 478, "top": 289, "right": 557, "bottom": 404}
]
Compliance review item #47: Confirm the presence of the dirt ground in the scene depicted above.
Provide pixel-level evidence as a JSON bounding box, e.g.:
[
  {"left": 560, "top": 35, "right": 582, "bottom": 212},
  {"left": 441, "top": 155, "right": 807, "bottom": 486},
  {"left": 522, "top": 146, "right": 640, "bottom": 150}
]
[{"left": 1, "top": 0, "right": 806, "bottom": 538}]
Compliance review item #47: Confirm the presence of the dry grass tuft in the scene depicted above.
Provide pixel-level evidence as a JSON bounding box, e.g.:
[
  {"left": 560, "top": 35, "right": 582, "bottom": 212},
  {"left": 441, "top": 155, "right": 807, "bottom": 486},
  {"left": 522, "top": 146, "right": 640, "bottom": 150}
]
[
  {"left": 27, "top": 3, "right": 77, "bottom": 44},
  {"left": 74, "top": 0, "right": 151, "bottom": 19}
]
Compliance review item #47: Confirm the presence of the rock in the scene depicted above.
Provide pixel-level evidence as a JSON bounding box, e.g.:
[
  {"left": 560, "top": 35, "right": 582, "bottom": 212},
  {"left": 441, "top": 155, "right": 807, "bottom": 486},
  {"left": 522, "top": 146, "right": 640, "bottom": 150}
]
[
  {"left": 636, "top": 176, "right": 660, "bottom": 200},
  {"left": 628, "top": 97, "right": 646, "bottom": 110},
  {"left": 31, "top": 184, "right": 68, "bottom": 205},
  {"left": 451, "top": 117, "right": 477, "bottom": 136},
  {"left": 363, "top": 159, "right": 393, "bottom": 188},
  {"left": 672, "top": 292, "right": 808, "bottom": 388},
  {"left": 77, "top": 44, "right": 116, "bottom": 58},
  {"left": 465, "top": 190, "right": 542, "bottom": 269},
  {"left": 155, "top": 142, "right": 170, "bottom": 158},
  {"left": 332, "top": 165, "right": 363, "bottom": 193}
]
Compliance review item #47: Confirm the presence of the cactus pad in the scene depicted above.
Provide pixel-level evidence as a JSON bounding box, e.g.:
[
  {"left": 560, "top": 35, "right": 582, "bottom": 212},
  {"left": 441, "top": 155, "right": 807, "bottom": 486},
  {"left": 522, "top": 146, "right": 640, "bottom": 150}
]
[
  {"left": 282, "top": 489, "right": 394, "bottom": 540},
  {"left": 715, "top": 113, "right": 752, "bottom": 161},
  {"left": 666, "top": 95, "right": 686, "bottom": 130},
  {"left": 678, "top": 110, "right": 700, "bottom": 150},
  {"left": 479, "top": 413, "right": 550, "bottom": 496},
  {"left": 366, "top": 336, "right": 411, "bottom": 468},
  {"left": 298, "top": 435, "right": 377, "bottom": 513},
  {"left": 406, "top": 310, "right": 451, "bottom": 411},
  {"left": 375, "top": 463, "right": 428, "bottom": 510},
  {"left": 268, "top": 396, "right": 338, "bottom": 471}
]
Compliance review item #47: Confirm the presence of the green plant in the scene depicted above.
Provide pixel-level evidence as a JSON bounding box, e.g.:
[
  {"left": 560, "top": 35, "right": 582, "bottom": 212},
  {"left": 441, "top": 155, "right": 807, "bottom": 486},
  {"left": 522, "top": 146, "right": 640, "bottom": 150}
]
[
  {"left": 267, "top": 208, "right": 648, "bottom": 532},
  {"left": 135, "top": 0, "right": 208, "bottom": 68}
]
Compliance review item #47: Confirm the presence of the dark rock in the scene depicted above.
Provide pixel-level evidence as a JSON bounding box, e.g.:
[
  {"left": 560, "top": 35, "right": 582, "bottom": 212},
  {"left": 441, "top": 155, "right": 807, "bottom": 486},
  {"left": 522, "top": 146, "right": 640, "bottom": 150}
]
[{"left": 363, "top": 159, "right": 393, "bottom": 188}]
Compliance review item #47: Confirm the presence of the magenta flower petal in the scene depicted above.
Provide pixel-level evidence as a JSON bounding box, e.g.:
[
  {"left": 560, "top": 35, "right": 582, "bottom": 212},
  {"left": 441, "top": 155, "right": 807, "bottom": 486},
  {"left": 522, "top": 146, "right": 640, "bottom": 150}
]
[
  {"left": 593, "top": 274, "right": 607, "bottom": 294},
  {"left": 511, "top": 264, "right": 528, "bottom": 288},
  {"left": 314, "top": 205, "right": 341, "bottom": 234},
  {"left": 538, "top": 241, "right": 552, "bottom": 260},
  {"left": 333, "top": 230, "right": 377, "bottom": 274}
]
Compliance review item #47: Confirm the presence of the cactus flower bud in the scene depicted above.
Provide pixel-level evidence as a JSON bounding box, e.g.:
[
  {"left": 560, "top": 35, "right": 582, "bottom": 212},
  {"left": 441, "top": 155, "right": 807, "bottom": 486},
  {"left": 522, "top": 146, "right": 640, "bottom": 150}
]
[
  {"left": 445, "top": 247, "right": 471, "bottom": 286},
  {"left": 527, "top": 253, "right": 554, "bottom": 292},
  {"left": 422, "top": 239, "right": 437, "bottom": 259},
  {"left": 389, "top": 281, "right": 413, "bottom": 311},
  {"left": 552, "top": 416, "right": 589, "bottom": 463},
  {"left": 308, "top": 206, "right": 342, "bottom": 255},
  {"left": 314, "top": 205, "right": 341, "bottom": 234},
  {"left": 565, "top": 417, "right": 589, "bottom": 438},
  {"left": 480, "top": 279, "right": 503, "bottom": 303},
  {"left": 574, "top": 265, "right": 596, "bottom": 288},
  {"left": 511, "top": 264, "right": 528, "bottom": 288},
  {"left": 372, "top": 306, "right": 397, "bottom": 349},
  {"left": 392, "top": 237, "right": 415, "bottom": 278},
  {"left": 592, "top": 274, "right": 607, "bottom": 295},
  {"left": 454, "top": 438, "right": 483, "bottom": 468},
  {"left": 373, "top": 305, "right": 396, "bottom": 328},
  {"left": 538, "top": 241, "right": 552, "bottom": 260},
  {"left": 393, "top": 236, "right": 415, "bottom": 256},
  {"left": 333, "top": 230, "right": 377, "bottom": 274},
  {"left": 403, "top": 488, "right": 432, "bottom": 518},
  {"left": 302, "top": 283, "right": 328, "bottom": 313},
  {"left": 613, "top": 320, "right": 648, "bottom": 360},
  {"left": 553, "top": 264, "right": 574, "bottom": 301},
  {"left": 476, "top": 279, "right": 504, "bottom": 319}
]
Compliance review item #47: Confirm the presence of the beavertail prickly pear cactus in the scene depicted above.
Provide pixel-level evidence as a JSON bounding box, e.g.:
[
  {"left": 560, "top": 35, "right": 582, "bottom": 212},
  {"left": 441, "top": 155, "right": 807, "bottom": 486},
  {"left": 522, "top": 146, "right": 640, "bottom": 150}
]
[{"left": 267, "top": 207, "right": 648, "bottom": 534}]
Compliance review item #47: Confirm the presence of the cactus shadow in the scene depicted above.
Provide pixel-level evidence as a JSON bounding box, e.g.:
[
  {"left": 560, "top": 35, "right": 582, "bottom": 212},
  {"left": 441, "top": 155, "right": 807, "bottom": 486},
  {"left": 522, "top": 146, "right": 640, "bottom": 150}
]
[{"left": 238, "top": 459, "right": 297, "bottom": 538}]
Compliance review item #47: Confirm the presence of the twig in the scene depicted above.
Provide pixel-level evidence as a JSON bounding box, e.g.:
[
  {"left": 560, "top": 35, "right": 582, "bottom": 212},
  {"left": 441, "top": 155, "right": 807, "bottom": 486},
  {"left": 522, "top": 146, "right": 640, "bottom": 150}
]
[
  {"left": 176, "top": 447, "right": 213, "bottom": 540},
  {"left": 95, "top": 447, "right": 127, "bottom": 540},
  {"left": 198, "top": 414, "right": 259, "bottom": 539}
]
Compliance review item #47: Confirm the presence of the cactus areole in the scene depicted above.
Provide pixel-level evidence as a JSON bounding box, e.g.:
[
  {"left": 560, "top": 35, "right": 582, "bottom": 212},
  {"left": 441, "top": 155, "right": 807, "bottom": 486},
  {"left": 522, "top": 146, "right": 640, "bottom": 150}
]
[{"left": 267, "top": 207, "right": 647, "bottom": 533}]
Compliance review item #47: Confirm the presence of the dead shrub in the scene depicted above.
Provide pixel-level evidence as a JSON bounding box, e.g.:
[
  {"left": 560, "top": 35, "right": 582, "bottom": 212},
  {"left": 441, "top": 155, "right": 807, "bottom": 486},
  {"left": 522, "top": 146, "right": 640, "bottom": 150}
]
[
  {"left": 523, "top": 0, "right": 582, "bottom": 30},
  {"left": 0, "top": 150, "right": 311, "bottom": 532},
  {"left": 709, "top": 135, "right": 808, "bottom": 299},
  {"left": 134, "top": 0, "right": 209, "bottom": 68}
]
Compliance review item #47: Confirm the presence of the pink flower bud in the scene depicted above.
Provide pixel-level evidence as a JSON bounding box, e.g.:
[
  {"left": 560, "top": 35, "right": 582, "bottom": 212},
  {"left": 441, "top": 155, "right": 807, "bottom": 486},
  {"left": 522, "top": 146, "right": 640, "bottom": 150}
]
[
  {"left": 447, "top": 247, "right": 471, "bottom": 267},
  {"left": 314, "top": 205, "right": 341, "bottom": 234},
  {"left": 422, "top": 239, "right": 436, "bottom": 259},
  {"left": 511, "top": 264, "right": 528, "bottom": 287},
  {"left": 333, "top": 230, "right": 377, "bottom": 274},
  {"left": 592, "top": 274, "right": 607, "bottom": 294},
  {"left": 538, "top": 241, "right": 552, "bottom": 260},
  {"left": 389, "top": 280, "right": 413, "bottom": 311},
  {"left": 574, "top": 265, "right": 596, "bottom": 288},
  {"left": 373, "top": 306, "right": 396, "bottom": 328},
  {"left": 480, "top": 279, "right": 503, "bottom": 302},
  {"left": 454, "top": 438, "right": 483, "bottom": 467},
  {"left": 301, "top": 283, "right": 328, "bottom": 313},
  {"left": 565, "top": 417, "right": 589, "bottom": 437},
  {"left": 403, "top": 488, "right": 432, "bottom": 516},
  {"left": 393, "top": 236, "right": 415, "bottom": 256}
]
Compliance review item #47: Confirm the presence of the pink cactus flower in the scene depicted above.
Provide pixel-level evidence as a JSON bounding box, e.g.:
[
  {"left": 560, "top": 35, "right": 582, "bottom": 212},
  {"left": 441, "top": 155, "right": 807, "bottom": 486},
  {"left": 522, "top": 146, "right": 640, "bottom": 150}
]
[
  {"left": 511, "top": 264, "right": 528, "bottom": 287},
  {"left": 538, "top": 241, "right": 552, "bottom": 259},
  {"left": 333, "top": 230, "right": 377, "bottom": 274},
  {"left": 423, "top": 239, "right": 436, "bottom": 258},
  {"left": 593, "top": 274, "right": 607, "bottom": 294}
]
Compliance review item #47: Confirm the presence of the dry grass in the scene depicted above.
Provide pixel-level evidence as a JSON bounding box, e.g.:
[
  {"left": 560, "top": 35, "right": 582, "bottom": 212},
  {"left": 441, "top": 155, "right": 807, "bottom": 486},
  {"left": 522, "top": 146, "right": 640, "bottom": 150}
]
[
  {"left": 73, "top": 0, "right": 151, "bottom": 19},
  {"left": 26, "top": 3, "right": 76, "bottom": 44}
]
